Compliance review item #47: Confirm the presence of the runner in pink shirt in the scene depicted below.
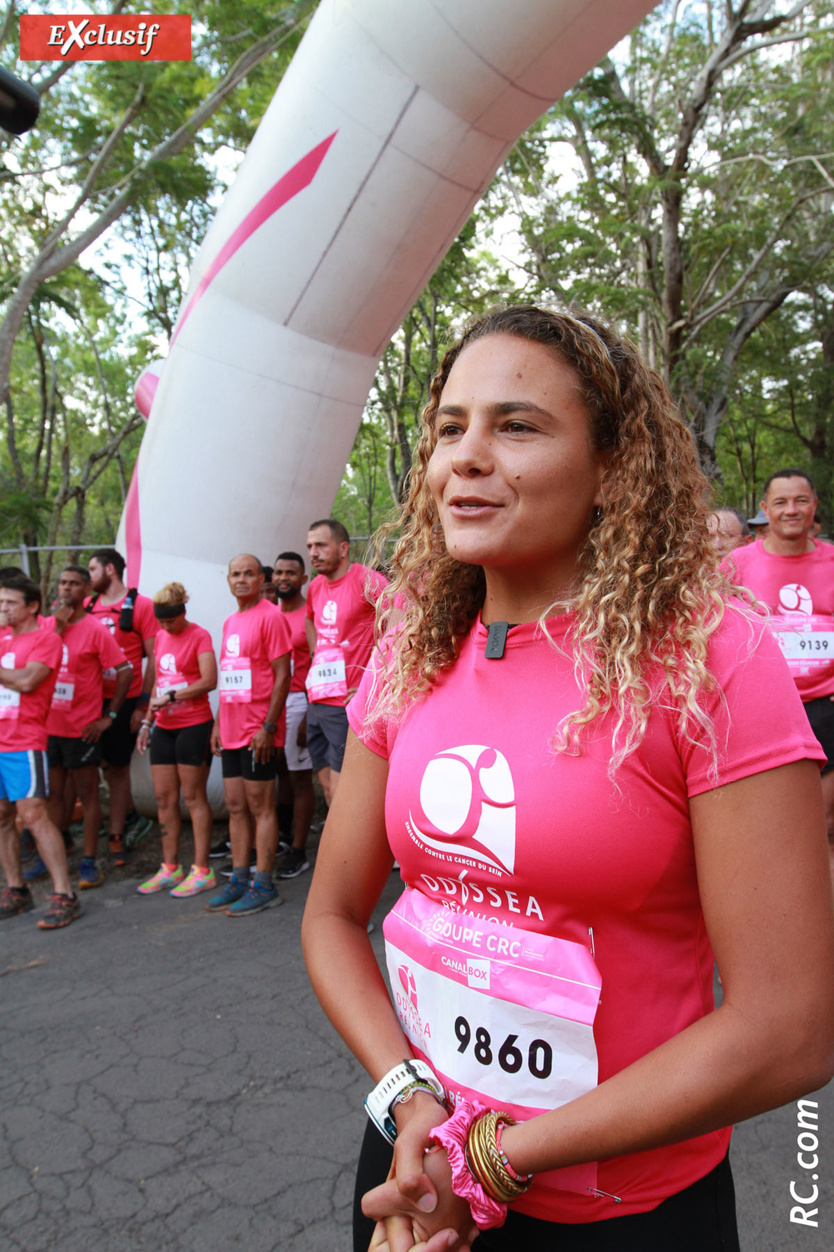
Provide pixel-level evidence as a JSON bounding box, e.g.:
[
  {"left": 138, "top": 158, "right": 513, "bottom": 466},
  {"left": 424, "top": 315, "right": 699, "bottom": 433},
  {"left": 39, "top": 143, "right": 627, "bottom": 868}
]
[
  {"left": 44, "top": 565, "right": 132, "bottom": 890},
  {"left": 86, "top": 547, "right": 158, "bottom": 865},
  {"left": 0, "top": 573, "right": 81, "bottom": 929},
  {"left": 303, "top": 307, "right": 834, "bottom": 1252},
  {"left": 135, "top": 582, "right": 218, "bottom": 899},
  {"left": 728, "top": 469, "right": 834, "bottom": 888},
  {"left": 206, "top": 554, "right": 291, "bottom": 918},
  {"left": 305, "top": 519, "right": 388, "bottom": 803},
  {"left": 273, "top": 551, "right": 315, "bottom": 879}
]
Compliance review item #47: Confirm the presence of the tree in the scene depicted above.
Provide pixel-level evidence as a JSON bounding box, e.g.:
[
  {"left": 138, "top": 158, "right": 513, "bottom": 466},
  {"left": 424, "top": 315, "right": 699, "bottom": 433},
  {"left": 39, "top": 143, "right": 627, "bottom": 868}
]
[
  {"left": 0, "top": 0, "right": 318, "bottom": 584},
  {"left": 483, "top": 0, "right": 834, "bottom": 491}
]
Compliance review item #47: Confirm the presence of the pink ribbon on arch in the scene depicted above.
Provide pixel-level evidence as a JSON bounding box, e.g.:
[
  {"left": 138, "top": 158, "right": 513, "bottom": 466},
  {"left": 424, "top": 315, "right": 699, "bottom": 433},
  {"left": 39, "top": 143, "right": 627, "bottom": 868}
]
[{"left": 124, "top": 130, "right": 338, "bottom": 584}]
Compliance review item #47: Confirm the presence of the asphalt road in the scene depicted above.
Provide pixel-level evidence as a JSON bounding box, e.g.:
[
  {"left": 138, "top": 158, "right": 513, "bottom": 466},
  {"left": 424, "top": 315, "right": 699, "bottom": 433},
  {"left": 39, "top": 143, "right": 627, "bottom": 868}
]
[{"left": 1, "top": 841, "right": 831, "bottom": 1251}]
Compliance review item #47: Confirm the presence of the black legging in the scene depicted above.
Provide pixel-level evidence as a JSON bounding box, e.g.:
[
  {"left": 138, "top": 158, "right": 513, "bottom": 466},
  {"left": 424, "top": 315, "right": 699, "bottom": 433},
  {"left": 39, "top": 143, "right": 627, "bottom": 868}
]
[{"left": 353, "top": 1121, "right": 740, "bottom": 1252}]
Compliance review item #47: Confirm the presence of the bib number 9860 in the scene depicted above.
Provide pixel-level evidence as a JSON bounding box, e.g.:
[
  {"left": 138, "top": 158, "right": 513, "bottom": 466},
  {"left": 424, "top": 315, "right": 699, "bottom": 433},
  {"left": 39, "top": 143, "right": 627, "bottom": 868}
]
[{"left": 454, "top": 1015, "right": 553, "bottom": 1080}]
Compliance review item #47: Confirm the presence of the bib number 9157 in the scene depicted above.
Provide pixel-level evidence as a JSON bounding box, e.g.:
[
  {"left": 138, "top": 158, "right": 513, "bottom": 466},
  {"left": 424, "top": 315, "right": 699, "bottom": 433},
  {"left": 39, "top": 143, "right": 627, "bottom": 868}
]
[{"left": 454, "top": 1015, "right": 553, "bottom": 1080}]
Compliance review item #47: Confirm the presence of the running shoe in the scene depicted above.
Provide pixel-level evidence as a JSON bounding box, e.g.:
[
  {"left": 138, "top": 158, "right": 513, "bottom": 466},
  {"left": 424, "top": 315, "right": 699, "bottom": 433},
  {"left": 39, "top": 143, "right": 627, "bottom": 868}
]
[
  {"left": 78, "top": 857, "right": 103, "bottom": 890},
  {"left": 226, "top": 880, "right": 282, "bottom": 917},
  {"left": 205, "top": 877, "right": 248, "bottom": 912},
  {"left": 277, "top": 848, "right": 310, "bottom": 879},
  {"left": 137, "top": 864, "right": 183, "bottom": 895},
  {"left": 23, "top": 855, "right": 48, "bottom": 883},
  {"left": 123, "top": 812, "right": 153, "bottom": 851},
  {"left": 209, "top": 837, "right": 231, "bottom": 859},
  {"left": 37, "top": 892, "right": 82, "bottom": 930},
  {"left": 109, "top": 838, "right": 127, "bottom": 868},
  {"left": 170, "top": 866, "right": 216, "bottom": 898},
  {"left": 0, "top": 885, "right": 34, "bottom": 920}
]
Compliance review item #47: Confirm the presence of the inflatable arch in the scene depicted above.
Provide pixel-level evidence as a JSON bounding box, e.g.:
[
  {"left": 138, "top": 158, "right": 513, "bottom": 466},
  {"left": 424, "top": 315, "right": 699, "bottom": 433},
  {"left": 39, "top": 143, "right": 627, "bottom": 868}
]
[{"left": 122, "top": 0, "right": 656, "bottom": 642}]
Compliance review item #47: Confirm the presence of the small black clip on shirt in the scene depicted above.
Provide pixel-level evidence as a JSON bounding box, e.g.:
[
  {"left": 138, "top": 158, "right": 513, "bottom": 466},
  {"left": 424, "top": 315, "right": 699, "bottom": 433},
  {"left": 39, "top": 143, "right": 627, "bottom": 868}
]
[{"left": 485, "top": 621, "right": 509, "bottom": 660}]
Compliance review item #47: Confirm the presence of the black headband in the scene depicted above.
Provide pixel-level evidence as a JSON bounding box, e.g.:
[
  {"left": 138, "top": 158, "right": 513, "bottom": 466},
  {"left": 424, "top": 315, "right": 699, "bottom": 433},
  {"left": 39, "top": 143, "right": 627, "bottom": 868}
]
[{"left": 154, "top": 602, "right": 186, "bottom": 620}]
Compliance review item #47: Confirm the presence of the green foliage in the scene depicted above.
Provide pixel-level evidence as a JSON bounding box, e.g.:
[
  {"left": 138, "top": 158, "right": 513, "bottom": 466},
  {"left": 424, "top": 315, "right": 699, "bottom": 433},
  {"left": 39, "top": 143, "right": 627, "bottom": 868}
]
[{"left": 0, "top": 0, "right": 314, "bottom": 584}]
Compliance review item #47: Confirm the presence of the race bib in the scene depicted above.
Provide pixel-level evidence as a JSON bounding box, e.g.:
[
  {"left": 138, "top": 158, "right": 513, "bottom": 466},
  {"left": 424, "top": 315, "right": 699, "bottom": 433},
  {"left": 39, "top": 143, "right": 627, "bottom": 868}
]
[
  {"left": 220, "top": 656, "right": 252, "bottom": 702},
  {"left": 51, "top": 679, "right": 75, "bottom": 708},
  {"left": 770, "top": 615, "right": 834, "bottom": 673},
  {"left": 305, "top": 647, "right": 347, "bottom": 700},
  {"left": 384, "top": 887, "right": 601, "bottom": 1196},
  {"left": 0, "top": 686, "right": 20, "bottom": 719}
]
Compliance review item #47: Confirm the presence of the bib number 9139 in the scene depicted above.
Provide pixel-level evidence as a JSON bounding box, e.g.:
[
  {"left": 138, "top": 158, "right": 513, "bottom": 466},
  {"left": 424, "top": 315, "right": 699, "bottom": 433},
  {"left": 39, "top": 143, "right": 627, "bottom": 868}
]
[{"left": 454, "top": 1015, "right": 553, "bottom": 1080}]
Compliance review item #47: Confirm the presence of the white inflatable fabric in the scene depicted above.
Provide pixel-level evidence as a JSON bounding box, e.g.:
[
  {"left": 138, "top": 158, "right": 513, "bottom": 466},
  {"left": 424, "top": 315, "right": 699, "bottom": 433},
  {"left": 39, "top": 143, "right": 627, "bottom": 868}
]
[
  {"left": 123, "top": 0, "right": 655, "bottom": 635},
  {"left": 122, "top": 0, "right": 656, "bottom": 813}
]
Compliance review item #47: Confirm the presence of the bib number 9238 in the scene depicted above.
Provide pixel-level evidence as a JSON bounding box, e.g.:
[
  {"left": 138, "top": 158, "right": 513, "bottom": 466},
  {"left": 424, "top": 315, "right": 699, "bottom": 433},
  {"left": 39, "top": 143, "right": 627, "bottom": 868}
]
[{"left": 454, "top": 1015, "right": 553, "bottom": 1080}]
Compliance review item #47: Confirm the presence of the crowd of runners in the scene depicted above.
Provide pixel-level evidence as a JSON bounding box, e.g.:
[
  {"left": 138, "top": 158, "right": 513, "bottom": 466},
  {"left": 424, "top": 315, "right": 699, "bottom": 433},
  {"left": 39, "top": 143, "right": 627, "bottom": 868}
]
[
  {"left": 0, "top": 517, "right": 386, "bottom": 929},
  {"left": 0, "top": 472, "right": 833, "bottom": 934}
]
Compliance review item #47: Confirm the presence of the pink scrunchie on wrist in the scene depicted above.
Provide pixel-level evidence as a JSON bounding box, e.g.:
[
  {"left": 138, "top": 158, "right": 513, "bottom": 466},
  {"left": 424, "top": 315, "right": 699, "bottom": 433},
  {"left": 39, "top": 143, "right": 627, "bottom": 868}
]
[{"left": 428, "top": 1098, "right": 507, "bottom": 1230}]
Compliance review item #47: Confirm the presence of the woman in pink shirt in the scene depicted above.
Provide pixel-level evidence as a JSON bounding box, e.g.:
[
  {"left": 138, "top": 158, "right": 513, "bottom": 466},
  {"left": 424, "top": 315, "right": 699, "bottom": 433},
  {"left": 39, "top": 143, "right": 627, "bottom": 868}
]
[
  {"left": 136, "top": 583, "right": 217, "bottom": 897},
  {"left": 303, "top": 307, "right": 834, "bottom": 1252}
]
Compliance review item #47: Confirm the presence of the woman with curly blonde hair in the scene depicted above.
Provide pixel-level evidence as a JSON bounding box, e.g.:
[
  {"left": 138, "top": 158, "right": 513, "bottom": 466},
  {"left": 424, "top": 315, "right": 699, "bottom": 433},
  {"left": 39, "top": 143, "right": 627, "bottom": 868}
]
[{"left": 303, "top": 306, "right": 834, "bottom": 1252}]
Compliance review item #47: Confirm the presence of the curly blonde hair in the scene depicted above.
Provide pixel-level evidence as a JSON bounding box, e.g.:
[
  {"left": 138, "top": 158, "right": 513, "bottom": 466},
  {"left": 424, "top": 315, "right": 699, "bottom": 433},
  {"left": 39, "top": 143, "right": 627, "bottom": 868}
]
[{"left": 370, "top": 305, "right": 755, "bottom": 775}]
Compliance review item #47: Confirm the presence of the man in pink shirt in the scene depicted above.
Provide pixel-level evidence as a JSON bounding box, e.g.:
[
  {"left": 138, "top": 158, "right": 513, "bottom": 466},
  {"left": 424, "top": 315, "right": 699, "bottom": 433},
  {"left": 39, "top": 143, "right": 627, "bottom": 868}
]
[
  {"left": 273, "top": 551, "right": 314, "bottom": 879},
  {"left": 45, "top": 566, "right": 132, "bottom": 890},
  {"left": 86, "top": 548, "right": 157, "bottom": 864},
  {"left": 207, "top": 554, "right": 291, "bottom": 917},
  {"left": 0, "top": 574, "right": 81, "bottom": 929},
  {"left": 305, "top": 519, "right": 388, "bottom": 803},
  {"left": 729, "top": 468, "right": 834, "bottom": 881}
]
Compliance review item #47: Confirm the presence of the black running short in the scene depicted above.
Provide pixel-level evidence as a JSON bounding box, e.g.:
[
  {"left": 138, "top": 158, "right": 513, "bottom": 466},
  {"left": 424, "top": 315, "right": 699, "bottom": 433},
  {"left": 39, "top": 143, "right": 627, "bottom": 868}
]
[
  {"left": 149, "top": 720, "right": 213, "bottom": 769},
  {"left": 47, "top": 735, "right": 101, "bottom": 771},
  {"left": 221, "top": 745, "right": 277, "bottom": 782},
  {"left": 98, "top": 697, "right": 139, "bottom": 768}
]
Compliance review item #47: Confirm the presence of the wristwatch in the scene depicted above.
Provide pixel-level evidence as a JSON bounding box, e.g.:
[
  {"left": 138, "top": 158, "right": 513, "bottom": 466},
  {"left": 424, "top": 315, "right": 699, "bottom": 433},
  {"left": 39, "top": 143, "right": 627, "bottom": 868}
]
[
  {"left": 107, "top": 710, "right": 118, "bottom": 721},
  {"left": 167, "top": 690, "right": 176, "bottom": 704},
  {"left": 262, "top": 720, "right": 277, "bottom": 733},
  {"left": 364, "top": 1060, "right": 446, "bottom": 1145}
]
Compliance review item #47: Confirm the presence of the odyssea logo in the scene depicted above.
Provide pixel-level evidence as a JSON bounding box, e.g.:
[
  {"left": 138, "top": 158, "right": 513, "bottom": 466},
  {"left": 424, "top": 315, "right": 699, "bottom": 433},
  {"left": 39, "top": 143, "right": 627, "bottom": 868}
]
[
  {"left": 779, "top": 583, "right": 813, "bottom": 616},
  {"left": 397, "top": 964, "right": 418, "bottom": 1012},
  {"left": 159, "top": 653, "right": 177, "bottom": 674},
  {"left": 20, "top": 14, "right": 192, "bottom": 62},
  {"left": 61, "top": 645, "right": 70, "bottom": 667},
  {"left": 322, "top": 600, "right": 338, "bottom": 625},
  {"left": 226, "top": 633, "right": 240, "bottom": 658},
  {"left": 407, "top": 745, "right": 516, "bottom": 876}
]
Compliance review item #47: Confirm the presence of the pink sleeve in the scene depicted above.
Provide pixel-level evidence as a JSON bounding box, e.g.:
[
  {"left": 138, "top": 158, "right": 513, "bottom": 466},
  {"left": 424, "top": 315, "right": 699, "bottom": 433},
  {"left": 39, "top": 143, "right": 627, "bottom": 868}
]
[
  {"left": 99, "top": 628, "right": 128, "bottom": 670},
  {"left": 266, "top": 609, "right": 291, "bottom": 661},
  {"left": 346, "top": 650, "right": 392, "bottom": 760},
  {"left": 196, "top": 626, "right": 215, "bottom": 656},
  {"left": 31, "top": 632, "right": 62, "bottom": 669},
  {"left": 135, "top": 597, "right": 158, "bottom": 643},
  {"left": 678, "top": 605, "right": 826, "bottom": 797}
]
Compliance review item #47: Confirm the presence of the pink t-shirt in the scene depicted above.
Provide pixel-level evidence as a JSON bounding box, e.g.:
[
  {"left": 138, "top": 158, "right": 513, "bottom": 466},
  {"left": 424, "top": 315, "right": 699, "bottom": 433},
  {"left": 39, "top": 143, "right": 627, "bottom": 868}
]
[
  {"left": 348, "top": 606, "right": 823, "bottom": 1224},
  {"left": 727, "top": 539, "right": 834, "bottom": 699},
  {"left": 0, "top": 628, "right": 62, "bottom": 751},
  {"left": 281, "top": 602, "right": 311, "bottom": 693},
  {"left": 153, "top": 621, "right": 215, "bottom": 730},
  {"left": 43, "top": 615, "right": 127, "bottom": 739},
  {"left": 84, "top": 592, "right": 157, "bottom": 698},
  {"left": 219, "top": 600, "right": 290, "bottom": 749},
  {"left": 306, "top": 563, "right": 387, "bottom": 706}
]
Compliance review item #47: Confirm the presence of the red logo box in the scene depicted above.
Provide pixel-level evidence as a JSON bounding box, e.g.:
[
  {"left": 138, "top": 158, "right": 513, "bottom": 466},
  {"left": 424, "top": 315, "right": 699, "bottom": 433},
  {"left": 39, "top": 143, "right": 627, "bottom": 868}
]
[{"left": 20, "top": 14, "right": 191, "bottom": 62}]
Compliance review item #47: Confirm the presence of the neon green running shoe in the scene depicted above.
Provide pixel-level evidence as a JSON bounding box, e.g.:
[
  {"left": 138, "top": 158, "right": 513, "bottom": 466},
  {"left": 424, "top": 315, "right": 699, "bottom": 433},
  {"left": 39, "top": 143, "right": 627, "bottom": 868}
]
[
  {"left": 170, "top": 866, "right": 216, "bottom": 898},
  {"left": 137, "top": 864, "right": 183, "bottom": 895}
]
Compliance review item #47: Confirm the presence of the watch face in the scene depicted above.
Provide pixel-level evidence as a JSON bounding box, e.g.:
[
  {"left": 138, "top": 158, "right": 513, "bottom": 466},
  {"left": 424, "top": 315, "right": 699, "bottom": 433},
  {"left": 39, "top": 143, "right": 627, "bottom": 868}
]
[{"left": 263, "top": 721, "right": 277, "bottom": 733}]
